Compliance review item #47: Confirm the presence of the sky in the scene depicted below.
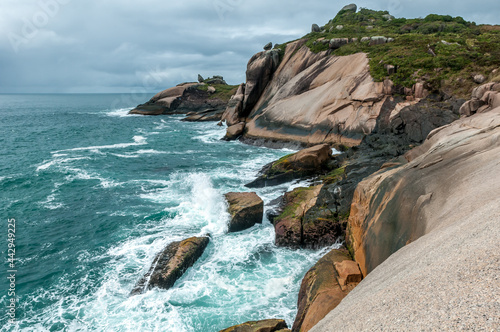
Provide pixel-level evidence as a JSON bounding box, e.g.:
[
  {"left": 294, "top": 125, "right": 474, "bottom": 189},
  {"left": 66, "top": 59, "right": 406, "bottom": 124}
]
[{"left": 0, "top": 0, "right": 499, "bottom": 94}]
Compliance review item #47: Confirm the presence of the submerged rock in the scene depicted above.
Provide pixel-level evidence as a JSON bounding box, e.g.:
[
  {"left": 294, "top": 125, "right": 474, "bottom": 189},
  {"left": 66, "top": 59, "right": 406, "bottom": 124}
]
[
  {"left": 130, "top": 236, "right": 209, "bottom": 295},
  {"left": 220, "top": 319, "right": 289, "bottom": 332},
  {"left": 225, "top": 192, "right": 264, "bottom": 232},
  {"left": 292, "top": 248, "right": 361, "bottom": 332},
  {"left": 245, "top": 144, "right": 332, "bottom": 188}
]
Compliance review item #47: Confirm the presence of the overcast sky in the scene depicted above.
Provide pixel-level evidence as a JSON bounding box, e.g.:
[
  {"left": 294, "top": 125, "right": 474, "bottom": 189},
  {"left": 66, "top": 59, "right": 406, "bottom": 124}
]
[{"left": 0, "top": 0, "right": 498, "bottom": 94}]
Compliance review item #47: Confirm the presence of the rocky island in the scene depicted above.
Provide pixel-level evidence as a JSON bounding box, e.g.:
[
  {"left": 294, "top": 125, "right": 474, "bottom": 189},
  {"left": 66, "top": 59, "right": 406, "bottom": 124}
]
[{"left": 129, "top": 3, "right": 500, "bottom": 331}]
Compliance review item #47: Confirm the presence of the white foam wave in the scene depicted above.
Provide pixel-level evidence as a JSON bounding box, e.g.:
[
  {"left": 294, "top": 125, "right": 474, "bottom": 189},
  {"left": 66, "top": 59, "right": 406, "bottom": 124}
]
[
  {"left": 106, "top": 108, "right": 139, "bottom": 117},
  {"left": 110, "top": 149, "right": 167, "bottom": 159},
  {"left": 52, "top": 136, "right": 147, "bottom": 154},
  {"left": 36, "top": 157, "right": 91, "bottom": 172}
]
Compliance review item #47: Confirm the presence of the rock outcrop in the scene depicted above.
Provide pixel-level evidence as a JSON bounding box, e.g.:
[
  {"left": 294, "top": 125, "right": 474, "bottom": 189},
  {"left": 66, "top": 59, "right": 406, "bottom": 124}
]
[
  {"left": 292, "top": 248, "right": 362, "bottom": 332},
  {"left": 130, "top": 236, "right": 209, "bottom": 295},
  {"left": 220, "top": 319, "right": 289, "bottom": 332},
  {"left": 241, "top": 40, "right": 400, "bottom": 148},
  {"left": 129, "top": 81, "right": 234, "bottom": 120},
  {"left": 459, "top": 82, "right": 500, "bottom": 116},
  {"left": 245, "top": 144, "right": 332, "bottom": 188},
  {"left": 340, "top": 4, "right": 357, "bottom": 13},
  {"left": 225, "top": 192, "right": 264, "bottom": 232}
]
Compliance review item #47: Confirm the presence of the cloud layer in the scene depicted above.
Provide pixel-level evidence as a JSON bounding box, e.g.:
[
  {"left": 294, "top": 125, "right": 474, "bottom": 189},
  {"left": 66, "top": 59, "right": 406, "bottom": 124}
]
[{"left": 0, "top": 0, "right": 498, "bottom": 93}]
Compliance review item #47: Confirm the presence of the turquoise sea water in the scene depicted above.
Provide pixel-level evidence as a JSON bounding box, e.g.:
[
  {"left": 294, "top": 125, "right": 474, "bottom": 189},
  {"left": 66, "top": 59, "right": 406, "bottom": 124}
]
[{"left": 0, "top": 94, "right": 336, "bottom": 331}]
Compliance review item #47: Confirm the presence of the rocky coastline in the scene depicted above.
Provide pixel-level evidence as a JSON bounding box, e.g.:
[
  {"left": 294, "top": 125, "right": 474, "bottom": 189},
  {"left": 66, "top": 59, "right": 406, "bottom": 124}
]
[{"left": 128, "top": 3, "right": 500, "bottom": 331}]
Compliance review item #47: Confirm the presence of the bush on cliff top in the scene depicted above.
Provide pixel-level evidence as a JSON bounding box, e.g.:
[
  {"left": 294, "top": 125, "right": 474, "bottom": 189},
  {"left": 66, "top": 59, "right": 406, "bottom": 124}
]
[
  {"left": 196, "top": 84, "right": 239, "bottom": 101},
  {"left": 296, "top": 8, "right": 500, "bottom": 97}
]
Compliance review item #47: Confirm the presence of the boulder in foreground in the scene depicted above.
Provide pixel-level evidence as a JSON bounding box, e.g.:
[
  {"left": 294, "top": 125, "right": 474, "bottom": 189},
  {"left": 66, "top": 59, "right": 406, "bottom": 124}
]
[
  {"left": 220, "top": 319, "right": 289, "bottom": 332},
  {"left": 130, "top": 236, "right": 209, "bottom": 295},
  {"left": 292, "top": 248, "right": 362, "bottom": 332},
  {"left": 246, "top": 144, "right": 332, "bottom": 188},
  {"left": 225, "top": 192, "right": 264, "bottom": 232}
]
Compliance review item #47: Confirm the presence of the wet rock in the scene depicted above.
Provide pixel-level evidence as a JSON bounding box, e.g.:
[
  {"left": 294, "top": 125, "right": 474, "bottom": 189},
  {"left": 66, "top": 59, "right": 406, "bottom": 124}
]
[
  {"left": 130, "top": 236, "right": 209, "bottom": 295},
  {"left": 245, "top": 144, "right": 332, "bottom": 188},
  {"left": 223, "top": 122, "right": 246, "bottom": 141},
  {"left": 274, "top": 185, "right": 322, "bottom": 248},
  {"left": 292, "top": 248, "right": 362, "bottom": 332},
  {"left": 225, "top": 192, "right": 264, "bottom": 232},
  {"left": 220, "top": 319, "right": 288, "bottom": 332}
]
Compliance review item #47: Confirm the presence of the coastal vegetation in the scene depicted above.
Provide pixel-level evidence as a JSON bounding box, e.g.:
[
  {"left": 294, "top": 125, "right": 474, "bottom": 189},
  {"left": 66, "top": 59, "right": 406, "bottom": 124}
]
[{"left": 283, "top": 8, "right": 500, "bottom": 97}]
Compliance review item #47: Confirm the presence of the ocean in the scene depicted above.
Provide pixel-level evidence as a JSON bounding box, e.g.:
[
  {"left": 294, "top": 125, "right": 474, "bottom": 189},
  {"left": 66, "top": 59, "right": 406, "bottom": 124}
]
[{"left": 0, "top": 94, "right": 336, "bottom": 331}]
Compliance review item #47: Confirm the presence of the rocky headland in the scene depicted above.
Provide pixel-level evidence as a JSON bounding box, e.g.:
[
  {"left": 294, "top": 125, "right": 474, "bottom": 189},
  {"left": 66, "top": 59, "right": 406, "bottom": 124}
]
[{"left": 128, "top": 3, "right": 500, "bottom": 331}]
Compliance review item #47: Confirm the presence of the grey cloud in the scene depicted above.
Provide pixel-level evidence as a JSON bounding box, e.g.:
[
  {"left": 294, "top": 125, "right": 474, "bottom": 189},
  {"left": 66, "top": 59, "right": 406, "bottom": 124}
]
[{"left": 0, "top": 0, "right": 498, "bottom": 94}]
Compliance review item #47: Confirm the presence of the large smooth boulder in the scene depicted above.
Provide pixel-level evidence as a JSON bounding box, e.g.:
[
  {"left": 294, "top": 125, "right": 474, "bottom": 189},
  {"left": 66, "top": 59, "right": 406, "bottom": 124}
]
[
  {"left": 220, "top": 319, "right": 289, "bottom": 332},
  {"left": 225, "top": 192, "right": 264, "bottom": 232},
  {"left": 340, "top": 4, "right": 357, "bottom": 13},
  {"left": 329, "top": 38, "right": 349, "bottom": 50},
  {"left": 246, "top": 144, "right": 332, "bottom": 188},
  {"left": 292, "top": 248, "right": 362, "bottom": 332},
  {"left": 311, "top": 24, "right": 321, "bottom": 33},
  {"left": 130, "top": 236, "right": 209, "bottom": 295}
]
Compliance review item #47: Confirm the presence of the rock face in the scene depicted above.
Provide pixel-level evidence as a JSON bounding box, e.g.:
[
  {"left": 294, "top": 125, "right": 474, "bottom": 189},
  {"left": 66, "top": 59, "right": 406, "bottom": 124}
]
[
  {"left": 242, "top": 40, "right": 402, "bottom": 147},
  {"left": 220, "top": 319, "right": 289, "bottom": 332},
  {"left": 242, "top": 50, "right": 280, "bottom": 118},
  {"left": 225, "top": 192, "right": 264, "bottom": 232},
  {"left": 292, "top": 248, "right": 362, "bottom": 332},
  {"left": 129, "top": 81, "right": 231, "bottom": 119},
  {"left": 130, "top": 236, "right": 209, "bottom": 295},
  {"left": 246, "top": 144, "right": 332, "bottom": 188},
  {"left": 346, "top": 105, "right": 500, "bottom": 276},
  {"left": 222, "top": 83, "right": 246, "bottom": 126}
]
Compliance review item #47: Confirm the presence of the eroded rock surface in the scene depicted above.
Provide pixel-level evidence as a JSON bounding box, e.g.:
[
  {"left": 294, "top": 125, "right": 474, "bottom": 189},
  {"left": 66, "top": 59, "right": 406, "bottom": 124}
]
[{"left": 130, "top": 236, "right": 209, "bottom": 295}]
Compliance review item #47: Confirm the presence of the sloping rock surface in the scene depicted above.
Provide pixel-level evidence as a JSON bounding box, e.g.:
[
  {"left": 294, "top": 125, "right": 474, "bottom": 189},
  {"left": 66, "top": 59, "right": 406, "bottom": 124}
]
[
  {"left": 310, "top": 106, "right": 500, "bottom": 331},
  {"left": 243, "top": 40, "right": 398, "bottom": 147},
  {"left": 130, "top": 236, "right": 209, "bottom": 295}
]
